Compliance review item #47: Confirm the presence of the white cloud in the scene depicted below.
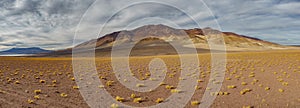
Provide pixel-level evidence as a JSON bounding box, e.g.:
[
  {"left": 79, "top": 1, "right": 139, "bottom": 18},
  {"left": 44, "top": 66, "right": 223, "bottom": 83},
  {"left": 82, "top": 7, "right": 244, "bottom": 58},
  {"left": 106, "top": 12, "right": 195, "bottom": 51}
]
[
  {"left": 0, "top": 0, "right": 94, "bottom": 50},
  {"left": 0, "top": 0, "right": 299, "bottom": 51}
]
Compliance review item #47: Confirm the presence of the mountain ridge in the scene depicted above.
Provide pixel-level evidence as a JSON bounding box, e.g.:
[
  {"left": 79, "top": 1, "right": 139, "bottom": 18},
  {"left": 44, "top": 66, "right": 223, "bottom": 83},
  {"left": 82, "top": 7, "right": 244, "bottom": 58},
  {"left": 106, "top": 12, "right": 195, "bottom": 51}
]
[
  {"left": 76, "top": 24, "right": 284, "bottom": 49},
  {"left": 45, "top": 24, "right": 296, "bottom": 57},
  {"left": 0, "top": 47, "right": 52, "bottom": 55}
]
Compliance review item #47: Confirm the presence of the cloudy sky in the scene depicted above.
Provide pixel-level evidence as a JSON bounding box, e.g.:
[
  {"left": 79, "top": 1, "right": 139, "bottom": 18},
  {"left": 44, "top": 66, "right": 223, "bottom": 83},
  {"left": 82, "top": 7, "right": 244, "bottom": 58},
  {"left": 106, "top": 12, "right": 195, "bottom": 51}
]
[{"left": 0, "top": 0, "right": 299, "bottom": 51}]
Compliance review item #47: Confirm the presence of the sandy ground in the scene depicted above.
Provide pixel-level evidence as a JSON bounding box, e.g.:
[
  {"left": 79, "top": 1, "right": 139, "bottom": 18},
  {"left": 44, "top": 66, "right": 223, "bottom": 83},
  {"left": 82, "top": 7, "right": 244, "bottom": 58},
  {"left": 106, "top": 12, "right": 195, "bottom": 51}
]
[{"left": 0, "top": 50, "right": 299, "bottom": 108}]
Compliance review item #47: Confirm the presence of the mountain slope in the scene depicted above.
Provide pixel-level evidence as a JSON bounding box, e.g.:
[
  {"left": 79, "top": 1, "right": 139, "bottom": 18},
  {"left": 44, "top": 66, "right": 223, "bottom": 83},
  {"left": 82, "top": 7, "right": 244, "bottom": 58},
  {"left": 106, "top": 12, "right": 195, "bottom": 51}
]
[
  {"left": 49, "top": 24, "right": 293, "bottom": 57},
  {"left": 0, "top": 47, "right": 52, "bottom": 55},
  {"left": 77, "top": 25, "right": 285, "bottom": 48}
]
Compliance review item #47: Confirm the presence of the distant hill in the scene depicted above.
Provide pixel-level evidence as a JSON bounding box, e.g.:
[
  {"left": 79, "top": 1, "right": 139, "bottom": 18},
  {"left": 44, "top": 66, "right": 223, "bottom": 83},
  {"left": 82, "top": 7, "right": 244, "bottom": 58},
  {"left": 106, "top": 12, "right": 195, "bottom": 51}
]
[
  {"left": 0, "top": 47, "right": 52, "bottom": 55},
  {"left": 45, "top": 24, "right": 296, "bottom": 57},
  {"left": 290, "top": 45, "right": 300, "bottom": 47}
]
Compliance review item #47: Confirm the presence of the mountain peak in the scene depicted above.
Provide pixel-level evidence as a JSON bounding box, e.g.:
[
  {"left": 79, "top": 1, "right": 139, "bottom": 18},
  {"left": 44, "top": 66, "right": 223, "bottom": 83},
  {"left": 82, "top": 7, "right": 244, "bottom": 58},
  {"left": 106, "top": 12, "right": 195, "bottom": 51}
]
[
  {"left": 132, "top": 24, "right": 178, "bottom": 33},
  {"left": 127, "top": 24, "right": 186, "bottom": 38},
  {"left": 134, "top": 24, "right": 175, "bottom": 30}
]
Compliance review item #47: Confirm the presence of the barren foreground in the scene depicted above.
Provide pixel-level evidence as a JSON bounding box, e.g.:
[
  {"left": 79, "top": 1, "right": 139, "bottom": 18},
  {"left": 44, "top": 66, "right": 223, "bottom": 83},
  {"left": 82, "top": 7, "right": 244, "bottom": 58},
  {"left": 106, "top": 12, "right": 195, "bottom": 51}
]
[{"left": 0, "top": 50, "right": 299, "bottom": 108}]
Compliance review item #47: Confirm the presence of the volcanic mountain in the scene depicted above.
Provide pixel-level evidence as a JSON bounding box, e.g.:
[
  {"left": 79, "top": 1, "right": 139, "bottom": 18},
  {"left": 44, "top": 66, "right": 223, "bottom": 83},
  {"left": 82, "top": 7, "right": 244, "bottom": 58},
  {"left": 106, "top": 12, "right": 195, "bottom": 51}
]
[{"left": 48, "top": 24, "right": 292, "bottom": 57}]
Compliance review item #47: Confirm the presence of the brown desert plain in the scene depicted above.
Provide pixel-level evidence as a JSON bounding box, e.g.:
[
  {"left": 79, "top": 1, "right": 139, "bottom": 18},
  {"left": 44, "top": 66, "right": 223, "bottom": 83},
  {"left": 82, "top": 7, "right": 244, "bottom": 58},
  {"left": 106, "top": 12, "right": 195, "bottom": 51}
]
[
  {"left": 0, "top": 25, "right": 300, "bottom": 108},
  {"left": 0, "top": 50, "right": 300, "bottom": 108}
]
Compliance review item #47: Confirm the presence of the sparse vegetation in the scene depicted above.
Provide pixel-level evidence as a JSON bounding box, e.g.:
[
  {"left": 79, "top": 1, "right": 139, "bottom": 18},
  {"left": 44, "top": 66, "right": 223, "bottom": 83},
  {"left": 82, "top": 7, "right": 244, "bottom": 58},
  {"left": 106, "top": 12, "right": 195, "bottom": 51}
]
[{"left": 0, "top": 50, "right": 299, "bottom": 107}]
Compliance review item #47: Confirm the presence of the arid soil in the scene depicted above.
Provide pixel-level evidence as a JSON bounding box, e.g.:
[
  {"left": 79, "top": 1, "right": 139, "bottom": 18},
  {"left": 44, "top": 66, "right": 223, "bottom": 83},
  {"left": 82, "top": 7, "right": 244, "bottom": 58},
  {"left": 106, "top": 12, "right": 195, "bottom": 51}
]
[{"left": 0, "top": 50, "right": 299, "bottom": 108}]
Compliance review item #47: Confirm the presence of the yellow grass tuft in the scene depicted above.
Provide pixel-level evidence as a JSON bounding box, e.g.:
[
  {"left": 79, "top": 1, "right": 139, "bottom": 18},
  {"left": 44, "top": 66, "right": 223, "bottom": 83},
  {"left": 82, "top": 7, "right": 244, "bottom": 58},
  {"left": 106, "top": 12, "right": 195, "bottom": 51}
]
[
  {"left": 133, "top": 98, "right": 143, "bottom": 103},
  {"left": 73, "top": 86, "right": 79, "bottom": 89},
  {"left": 60, "top": 93, "right": 68, "bottom": 98},
  {"left": 278, "top": 89, "right": 284, "bottom": 93},
  {"left": 171, "top": 89, "right": 181, "bottom": 93},
  {"left": 282, "top": 82, "right": 288, "bottom": 86},
  {"left": 165, "top": 85, "right": 175, "bottom": 89},
  {"left": 277, "top": 78, "right": 284, "bottom": 82},
  {"left": 39, "top": 80, "right": 46, "bottom": 83},
  {"left": 195, "top": 86, "right": 202, "bottom": 90},
  {"left": 110, "top": 103, "right": 119, "bottom": 108},
  {"left": 253, "top": 79, "right": 259, "bottom": 82},
  {"left": 197, "top": 79, "right": 204, "bottom": 82},
  {"left": 34, "top": 89, "right": 41, "bottom": 94},
  {"left": 130, "top": 94, "right": 136, "bottom": 98},
  {"left": 223, "top": 92, "right": 230, "bottom": 95},
  {"left": 227, "top": 85, "right": 237, "bottom": 89},
  {"left": 248, "top": 74, "right": 255, "bottom": 78},
  {"left": 52, "top": 80, "right": 57, "bottom": 83},
  {"left": 106, "top": 81, "right": 114, "bottom": 87},
  {"left": 27, "top": 99, "right": 34, "bottom": 104},
  {"left": 191, "top": 101, "right": 200, "bottom": 106},
  {"left": 240, "top": 88, "right": 251, "bottom": 95},
  {"left": 241, "top": 82, "right": 247, "bottom": 86},
  {"left": 265, "top": 87, "right": 270, "bottom": 91},
  {"left": 15, "top": 80, "right": 20, "bottom": 84},
  {"left": 115, "top": 96, "right": 125, "bottom": 102},
  {"left": 159, "top": 82, "right": 166, "bottom": 86},
  {"left": 34, "top": 95, "right": 40, "bottom": 99},
  {"left": 155, "top": 98, "right": 164, "bottom": 103},
  {"left": 242, "top": 105, "right": 252, "bottom": 108}
]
